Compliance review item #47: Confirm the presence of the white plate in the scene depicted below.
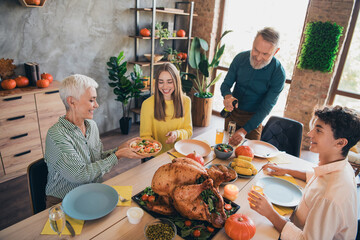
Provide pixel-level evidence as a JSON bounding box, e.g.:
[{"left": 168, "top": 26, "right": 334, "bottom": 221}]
[
  {"left": 257, "top": 177, "right": 302, "bottom": 207},
  {"left": 62, "top": 183, "right": 118, "bottom": 220},
  {"left": 174, "top": 139, "right": 211, "bottom": 157},
  {"left": 244, "top": 140, "right": 279, "bottom": 158}
]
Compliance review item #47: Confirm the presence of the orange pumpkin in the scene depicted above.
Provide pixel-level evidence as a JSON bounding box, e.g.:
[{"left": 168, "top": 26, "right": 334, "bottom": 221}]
[
  {"left": 140, "top": 28, "right": 151, "bottom": 37},
  {"left": 225, "top": 214, "right": 256, "bottom": 240},
  {"left": 36, "top": 79, "right": 50, "bottom": 88},
  {"left": 14, "top": 76, "right": 29, "bottom": 88},
  {"left": 1, "top": 79, "right": 16, "bottom": 90},
  {"left": 41, "top": 72, "right": 53, "bottom": 83},
  {"left": 235, "top": 145, "right": 254, "bottom": 159}
]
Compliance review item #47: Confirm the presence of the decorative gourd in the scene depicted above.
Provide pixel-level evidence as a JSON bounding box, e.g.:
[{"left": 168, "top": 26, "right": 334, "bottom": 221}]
[
  {"left": 1, "top": 79, "right": 16, "bottom": 90},
  {"left": 36, "top": 79, "right": 50, "bottom": 88},
  {"left": 41, "top": 72, "right": 53, "bottom": 83},
  {"left": 225, "top": 214, "right": 256, "bottom": 240},
  {"left": 14, "top": 76, "right": 29, "bottom": 87},
  {"left": 235, "top": 146, "right": 254, "bottom": 159}
]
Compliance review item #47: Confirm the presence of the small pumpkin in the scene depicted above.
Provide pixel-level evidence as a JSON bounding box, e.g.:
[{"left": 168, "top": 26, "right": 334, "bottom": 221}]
[
  {"left": 140, "top": 28, "right": 151, "bottom": 37},
  {"left": 235, "top": 146, "right": 254, "bottom": 159},
  {"left": 25, "top": 0, "right": 40, "bottom": 5},
  {"left": 36, "top": 79, "right": 50, "bottom": 88},
  {"left": 176, "top": 29, "right": 186, "bottom": 37},
  {"left": 1, "top": 79, "right": 16, "bottom": 90},
  {"left": 14, "top": 76, "right": 29, "bottom": 88},
  {"left": 41, "top": 72, "right": 53, "bottom": 83},
  {"left": 225, "top": 214, "right": 256, "bottom": 240}
]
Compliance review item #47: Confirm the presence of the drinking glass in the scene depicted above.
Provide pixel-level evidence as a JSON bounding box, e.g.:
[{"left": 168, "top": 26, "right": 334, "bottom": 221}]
[
  {"left": 49, "top": 205, "right": 66, "bottom": 237},
  {"left": 215, "top": 128, "right": 224, "bottom": 144},
  {"left": 228, "top": 121, "right": 236, "bottom": 138}
]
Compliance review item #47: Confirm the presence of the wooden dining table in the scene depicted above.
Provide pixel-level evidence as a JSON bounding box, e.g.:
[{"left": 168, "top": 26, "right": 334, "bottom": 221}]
[{"left": 0, "top": 130, "right": 316, "bottom": 240}]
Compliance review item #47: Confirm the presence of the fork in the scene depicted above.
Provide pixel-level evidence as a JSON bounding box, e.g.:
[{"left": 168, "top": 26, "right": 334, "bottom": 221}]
[{"left": 119, "top": 194, "right": 129, "bottom": 202}]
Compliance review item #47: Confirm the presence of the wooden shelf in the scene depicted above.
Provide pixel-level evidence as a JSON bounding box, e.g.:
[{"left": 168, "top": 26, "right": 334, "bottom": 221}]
[
  {"left": 130, "top": 8, "right": 197, "bottom": 16},
  {"left": 129, "top": 36, "right": 191, "bottom": 40},
  {"left": 18, "top": 0, "right": 46, "bottom": 7},
  {"left": 128, "top": 60, "right": 170, "bottom": 67}
]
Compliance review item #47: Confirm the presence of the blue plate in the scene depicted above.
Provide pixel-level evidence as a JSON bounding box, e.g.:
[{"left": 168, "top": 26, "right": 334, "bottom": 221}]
[
  {"left": 257, "top": 177, "right": 303, "bottom": 207},
  {"left": 62, "top": 183, "right": 118, "bottom": 220}
]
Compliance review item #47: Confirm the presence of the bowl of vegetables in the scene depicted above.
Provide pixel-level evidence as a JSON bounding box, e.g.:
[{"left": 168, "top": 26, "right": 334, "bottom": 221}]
[
  {"left": 214, "top": 143, "right": 234, "bottom": 160},
  {"left": 144, "top": 218, "right": 176, "bottom": 240}
]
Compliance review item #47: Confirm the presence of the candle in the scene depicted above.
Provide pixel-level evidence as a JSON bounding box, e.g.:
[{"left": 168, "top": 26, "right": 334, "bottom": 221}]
[{"left": 223, "top": 184, "right": 239, "bottom": 201}]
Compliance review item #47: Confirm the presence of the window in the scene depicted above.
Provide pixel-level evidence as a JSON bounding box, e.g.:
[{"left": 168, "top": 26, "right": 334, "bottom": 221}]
[
  {"left": 328, "top": 0, "right": 360, "bottom": 109},
  {"left": 213, "top": 0, "right": 309, "bottom": 118}
]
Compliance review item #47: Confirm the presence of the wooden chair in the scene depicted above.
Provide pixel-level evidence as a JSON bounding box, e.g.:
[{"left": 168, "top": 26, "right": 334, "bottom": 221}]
[
  {"left": 27, "top": 158, "right": 48, "bottom": 214},
  {"left": 261, "top": 116, "right": 304, "bottom": 158}
]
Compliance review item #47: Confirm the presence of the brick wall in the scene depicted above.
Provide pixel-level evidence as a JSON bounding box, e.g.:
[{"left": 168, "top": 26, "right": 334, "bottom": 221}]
[{"left": 284, "top": 0, "right": 355, "bottom": 149}]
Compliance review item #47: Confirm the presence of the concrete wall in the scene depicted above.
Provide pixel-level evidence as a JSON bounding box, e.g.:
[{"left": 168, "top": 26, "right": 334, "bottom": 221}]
[{"left": 0, "top": 0, "right": 181, "bottom": 134}]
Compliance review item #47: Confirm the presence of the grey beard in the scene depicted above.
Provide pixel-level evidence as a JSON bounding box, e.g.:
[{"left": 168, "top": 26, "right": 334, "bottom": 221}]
[{"left": 249, "top": 55, "right": 271, "bottom": 70}]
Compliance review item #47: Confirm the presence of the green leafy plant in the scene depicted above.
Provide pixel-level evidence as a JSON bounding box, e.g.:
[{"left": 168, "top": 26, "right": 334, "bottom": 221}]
[
  {"left": 107, "top": 51, "right": 144, "bottom": 118},
  {"left": 163, "top": 47, "right": 182, "bottom": 69},
  {"left": 155, "top": 22, "right": 170, "bottom": 47},
  {"left": 188, "top": 30, "right": 232, "bottom": 98},
  {"left": 298, "top": 21, "right": 343, "bottom": 73}
]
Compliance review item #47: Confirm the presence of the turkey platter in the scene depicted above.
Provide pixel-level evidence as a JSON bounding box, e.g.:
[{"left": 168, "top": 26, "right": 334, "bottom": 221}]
[{"left": 148, "top": 157, "right": 237, "bottom": 228}]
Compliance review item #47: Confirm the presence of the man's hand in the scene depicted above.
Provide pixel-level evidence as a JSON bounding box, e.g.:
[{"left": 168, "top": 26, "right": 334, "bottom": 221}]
[
  {"left": 223, "top": 95, "right": 238, "bottom": 112},
  {"left": 165, "top": 131, "right": 178, "bottom": 144},
  {"left": 229, "top": 128, "right": 247, "bottom": 146}
]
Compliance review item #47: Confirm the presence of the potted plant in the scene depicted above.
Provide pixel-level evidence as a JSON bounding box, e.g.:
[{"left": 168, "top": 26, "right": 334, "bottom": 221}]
[
  {"left": 107, "top": 51, "right": 144, "bottom": 134},
  {"left": 155, "top": 22, "right": 170, "bottom": 47},
  {"left": 188, "top": 30, "right": 232, "bottom": 126}
]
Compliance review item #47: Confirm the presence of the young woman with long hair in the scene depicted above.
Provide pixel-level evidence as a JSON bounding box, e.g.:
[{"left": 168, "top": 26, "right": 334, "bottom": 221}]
[{"left": 140, "top": 63, "right": 192, "bottom": 155}]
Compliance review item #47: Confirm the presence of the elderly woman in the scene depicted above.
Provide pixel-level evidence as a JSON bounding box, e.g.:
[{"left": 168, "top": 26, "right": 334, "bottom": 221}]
[{"left": 45, "top": 74, "right": 139, "bottom": 208}]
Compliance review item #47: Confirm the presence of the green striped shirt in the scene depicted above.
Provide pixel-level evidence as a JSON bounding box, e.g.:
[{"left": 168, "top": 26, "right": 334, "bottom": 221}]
[{"left": 45, "top": 116, "right": 118, "bottom": 199}]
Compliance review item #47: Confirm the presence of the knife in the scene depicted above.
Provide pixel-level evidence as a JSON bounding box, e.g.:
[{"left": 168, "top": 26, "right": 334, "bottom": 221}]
[
  {"left": 66, "top": 220, "right": 75, "bottom": 237},
  {"left": 167, "top": 152, "right": 177, "bottom": 159}
]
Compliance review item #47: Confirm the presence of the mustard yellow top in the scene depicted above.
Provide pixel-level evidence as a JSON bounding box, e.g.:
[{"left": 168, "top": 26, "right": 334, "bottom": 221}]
[{"left": 140, "top": 95, "right": 193, "bottom": 154}]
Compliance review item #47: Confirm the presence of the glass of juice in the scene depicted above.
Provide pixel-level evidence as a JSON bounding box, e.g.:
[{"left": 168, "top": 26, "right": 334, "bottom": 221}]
[{"left": 215, "top": 129, "right": 224, "bottom": 144}]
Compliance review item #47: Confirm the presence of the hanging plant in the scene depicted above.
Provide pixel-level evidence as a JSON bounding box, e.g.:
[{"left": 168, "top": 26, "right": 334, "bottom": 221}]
[{"left": 297, "top": 21, "right": 343, "bottom": 73}]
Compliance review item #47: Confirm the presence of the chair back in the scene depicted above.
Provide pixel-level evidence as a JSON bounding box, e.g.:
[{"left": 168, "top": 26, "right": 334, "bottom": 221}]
[
  {"left": 27, "top": 158, "right": 48, "bottom": 214},
  {"left": 261, "top": 116, "right": 303, "bottom": 157}
]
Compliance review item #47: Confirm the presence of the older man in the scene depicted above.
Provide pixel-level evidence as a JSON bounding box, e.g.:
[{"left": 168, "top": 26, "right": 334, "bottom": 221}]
[
  {"left": 45, "top": 74, "right": 139, "bottom": 208},
  {"left": 220, "top": 27, "right": 286, "bottom": 146}
]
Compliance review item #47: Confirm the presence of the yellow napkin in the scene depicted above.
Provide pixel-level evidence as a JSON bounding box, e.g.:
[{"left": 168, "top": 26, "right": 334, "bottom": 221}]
[
  {"left": 273, "top": 205, "right": 294, "bottom": 216},
  {"left": 168, "top": 151, "right": 185, "bottom": 160},
  {"left": 112, "top": 186, "right": 133, "bottom": 206},
  {"left": 41, "top": 215, "right": 84, "bottom": 235},
  {"left": 269, "top": 154, "right": 290, "bottom": 164},
  {"left": 270, "top": 175, "right": 299, "bottom": 215}
]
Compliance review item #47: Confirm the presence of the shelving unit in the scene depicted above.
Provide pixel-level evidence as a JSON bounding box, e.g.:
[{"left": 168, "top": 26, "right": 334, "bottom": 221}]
[
  {"left": 129, "top": 0, "right": 195, "bottom": 94},
  {"left": 129, "top": 0, "right": 195, "bottom": 121}
]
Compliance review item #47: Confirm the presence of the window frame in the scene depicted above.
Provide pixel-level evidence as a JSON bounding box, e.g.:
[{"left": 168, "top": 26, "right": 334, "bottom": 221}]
[{"left": 327, "top": 0, "right": 360, "bottom": 104}]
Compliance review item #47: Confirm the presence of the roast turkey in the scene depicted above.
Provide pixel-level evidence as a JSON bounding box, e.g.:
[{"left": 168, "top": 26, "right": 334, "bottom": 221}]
[{"left": 148, "top": 157, "right": 236, "bottom": 228}]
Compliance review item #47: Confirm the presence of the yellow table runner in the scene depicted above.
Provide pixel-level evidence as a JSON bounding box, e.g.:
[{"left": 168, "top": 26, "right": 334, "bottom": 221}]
[
  {"left": 41, "top": 215, "right": 84, "bottom": 235},
  {"left": 112, "top": 186, "right": 133, "bottom": 207}
]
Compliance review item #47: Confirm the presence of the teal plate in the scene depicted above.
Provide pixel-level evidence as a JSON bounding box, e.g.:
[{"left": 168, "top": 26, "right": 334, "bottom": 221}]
[
  {"left": 62, "top": 183, "right": 118, "bottom": 220},
  {"left": 257, "top": 177, "right": 302, "bottom": 207}
]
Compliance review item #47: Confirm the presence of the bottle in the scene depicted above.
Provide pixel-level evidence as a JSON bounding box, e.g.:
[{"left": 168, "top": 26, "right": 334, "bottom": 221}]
[{"left": 220, "top": 100, "right": 238, "bottom": 118}]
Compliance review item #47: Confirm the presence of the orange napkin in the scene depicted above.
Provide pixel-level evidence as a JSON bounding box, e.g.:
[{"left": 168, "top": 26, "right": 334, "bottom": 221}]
[
  {"left": 41, "top": 215, "right": 84, "bottom": 235},
  {"left": 112, "top": 186, "right": 133, "bottom": 207}
]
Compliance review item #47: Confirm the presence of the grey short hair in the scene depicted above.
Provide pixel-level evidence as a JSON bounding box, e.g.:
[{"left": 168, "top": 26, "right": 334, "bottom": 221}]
[
  {"left": 256, "top": 27, "right": 280, "bottom": 47},
  {"left": 60, "top": 74, "right": 98, "bottom": 110}
]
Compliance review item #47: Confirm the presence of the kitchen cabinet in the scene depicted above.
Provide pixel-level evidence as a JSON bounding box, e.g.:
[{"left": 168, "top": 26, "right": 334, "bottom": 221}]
[{"left": 0, "top": 81, "right": 65, "bottom": 183}]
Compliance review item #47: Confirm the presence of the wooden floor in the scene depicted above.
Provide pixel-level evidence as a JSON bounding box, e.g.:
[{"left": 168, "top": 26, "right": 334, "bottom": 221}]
[{"left": 0, "top": 115, "right": 225, "bottom": 231}]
